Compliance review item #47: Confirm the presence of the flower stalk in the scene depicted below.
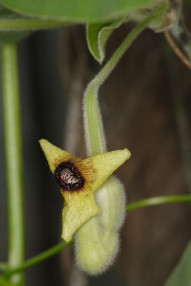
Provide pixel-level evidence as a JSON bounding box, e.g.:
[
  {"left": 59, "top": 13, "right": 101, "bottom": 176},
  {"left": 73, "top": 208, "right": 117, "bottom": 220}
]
[
  {"left": 76, "top": 7, "right": 167, "bottom": 275},
  {"left": 1, "top": 195, "right": 190, "bottom": 277},
  {"left": 1, "top": 43, "right": 25, "bottom": 285}
]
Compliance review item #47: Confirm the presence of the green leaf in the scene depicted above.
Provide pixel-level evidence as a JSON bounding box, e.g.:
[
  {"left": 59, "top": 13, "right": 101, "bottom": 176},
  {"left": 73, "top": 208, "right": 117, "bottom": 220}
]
[
  {"left": 164, "top": 241, "right": 191, "bottom": 286},
  {"left": 0, "top": 0, "right": 156, "bottom": 23},
  {"left": 0, "top": 5, "right": 31, "bottom": 42},
  {"left": 87, "top": 18, "right": 124, "bottom": 63},
  {"left": 0, "top": 5, "right": 67, "bottom": 42}
]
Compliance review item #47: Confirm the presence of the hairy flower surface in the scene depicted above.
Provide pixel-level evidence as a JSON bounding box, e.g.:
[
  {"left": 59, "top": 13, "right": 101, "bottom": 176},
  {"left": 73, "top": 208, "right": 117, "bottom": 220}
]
[{"left": 40, "top": 139, "right": 130, "bottom": 242}]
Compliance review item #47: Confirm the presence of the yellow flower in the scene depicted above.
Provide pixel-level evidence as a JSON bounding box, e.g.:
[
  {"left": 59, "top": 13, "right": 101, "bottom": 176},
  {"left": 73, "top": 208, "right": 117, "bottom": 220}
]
[{"left": 39, "top": 139, "right": 130, "bottom": 242}]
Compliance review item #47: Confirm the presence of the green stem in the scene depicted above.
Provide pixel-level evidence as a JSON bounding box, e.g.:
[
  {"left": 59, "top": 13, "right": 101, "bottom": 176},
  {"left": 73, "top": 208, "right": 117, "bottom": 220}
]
[
  {"left": 4, "top": 240, "right": 73, "bottom": 277},
  {"left": 1, "top": 43, "right": 25, "bottom": 285},
  {"left": 83, "top": 5, "right": 166, "bottom": 156},
  {"left": 0, "top": 19, "right": 67, "bottom": 31},
  {"left": 127, "top": 194, "right": 191, "bottom": 212},
  {"left": 2, "top": 195, "right": 191, "bottom": 276}
]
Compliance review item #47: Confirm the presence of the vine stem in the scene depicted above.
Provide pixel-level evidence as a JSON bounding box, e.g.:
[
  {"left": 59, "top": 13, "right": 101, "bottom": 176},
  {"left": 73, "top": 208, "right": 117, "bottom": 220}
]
[
  {"left": 83, "top": 4, "right": 166, "bottom": 156},
  {"left": 3, "top": 240, "right": 73, "bottom": 278},
  {"left": 0, "top": 19, "right": 66, "bottom": 30},
  {"left": 1, "top": 194, "right": 191, "bottom": 277},
  {"left": 127, "top": 194, "right": 191, "bottom": 212},
  {"left": 1, "top": 43, "right": 25, "bottom": 285}
]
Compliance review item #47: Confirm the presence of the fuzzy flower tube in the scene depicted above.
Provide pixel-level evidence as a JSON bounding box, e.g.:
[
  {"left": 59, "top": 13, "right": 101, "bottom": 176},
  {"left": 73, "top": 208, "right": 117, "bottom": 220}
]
[
  {"left": 75, "top": 11, "right": 164, "bottom": 274},
  {"left": 40, "top": 7, "right": 165, "bottom": 275}
]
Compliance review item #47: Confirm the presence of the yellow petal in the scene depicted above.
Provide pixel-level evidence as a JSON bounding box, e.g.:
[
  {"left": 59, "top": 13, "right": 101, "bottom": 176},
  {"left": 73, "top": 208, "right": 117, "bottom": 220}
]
[
  {"left": 85, "top": 149, "right": 131, "bottom": 191},
  {"left": 39, "top": 139, "right": 131, "bottom": 242},
  {"left": 39, "top": 139, "right": 75, "bottom": 173},
  {"left": 61, "top": 192, "right": 99, "bottom": 242}
]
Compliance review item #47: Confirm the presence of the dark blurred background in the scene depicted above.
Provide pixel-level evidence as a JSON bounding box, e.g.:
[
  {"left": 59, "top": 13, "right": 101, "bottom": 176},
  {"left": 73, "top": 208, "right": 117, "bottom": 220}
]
[{"left": 0, "top": 13, "right": 191, "bottom": 286}]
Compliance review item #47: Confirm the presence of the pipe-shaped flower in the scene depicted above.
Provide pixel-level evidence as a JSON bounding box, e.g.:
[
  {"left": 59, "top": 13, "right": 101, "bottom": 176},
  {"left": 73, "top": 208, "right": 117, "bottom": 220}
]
[{"left": 39, "top": 139, "right": 130, "bottom": 242}]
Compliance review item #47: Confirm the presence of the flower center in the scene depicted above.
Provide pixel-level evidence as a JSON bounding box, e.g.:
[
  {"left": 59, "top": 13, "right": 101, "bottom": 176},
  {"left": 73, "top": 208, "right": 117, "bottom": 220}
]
[{"left": 55, "top": 161, "right": 85, "bottom": 191}]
